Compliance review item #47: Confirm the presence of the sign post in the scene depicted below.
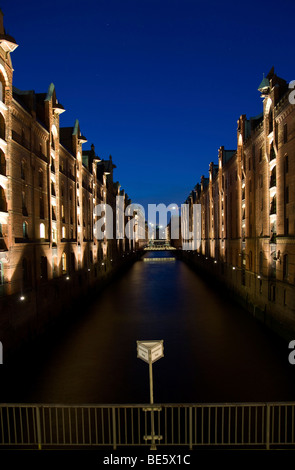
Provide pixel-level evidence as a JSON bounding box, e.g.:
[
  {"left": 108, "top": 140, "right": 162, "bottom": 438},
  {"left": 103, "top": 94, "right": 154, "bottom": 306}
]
[{"left": 137, "top": 340, "right": 164, "bottom": 449}]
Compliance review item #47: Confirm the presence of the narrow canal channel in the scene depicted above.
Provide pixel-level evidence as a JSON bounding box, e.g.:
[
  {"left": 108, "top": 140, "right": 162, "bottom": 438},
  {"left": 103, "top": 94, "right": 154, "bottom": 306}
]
[{"left": 1, "top": 251, "right": 295, "bottom": 405}]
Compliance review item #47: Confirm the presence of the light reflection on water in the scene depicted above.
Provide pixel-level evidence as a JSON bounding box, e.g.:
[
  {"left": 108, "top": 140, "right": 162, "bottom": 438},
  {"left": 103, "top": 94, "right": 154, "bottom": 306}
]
[{"left": 1, "top": 251, "right": 295, "bottom": 404}]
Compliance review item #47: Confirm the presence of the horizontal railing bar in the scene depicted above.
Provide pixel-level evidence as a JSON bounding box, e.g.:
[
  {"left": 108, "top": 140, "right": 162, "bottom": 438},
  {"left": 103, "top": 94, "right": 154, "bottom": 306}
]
[{"left": 1, "top": 402, "right": 295, "bottom": 408}]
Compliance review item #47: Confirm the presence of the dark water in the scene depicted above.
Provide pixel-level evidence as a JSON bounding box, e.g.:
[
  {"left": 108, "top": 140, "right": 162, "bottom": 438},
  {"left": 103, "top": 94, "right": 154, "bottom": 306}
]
[{"left": 1, "top": 252, "right": 295, "bottom": 405}]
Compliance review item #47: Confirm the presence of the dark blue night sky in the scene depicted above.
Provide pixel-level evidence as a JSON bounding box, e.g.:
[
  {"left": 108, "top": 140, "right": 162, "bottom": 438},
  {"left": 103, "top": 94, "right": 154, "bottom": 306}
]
[{"left": 2, "top": 0, "right": 295, "bottom": 213}]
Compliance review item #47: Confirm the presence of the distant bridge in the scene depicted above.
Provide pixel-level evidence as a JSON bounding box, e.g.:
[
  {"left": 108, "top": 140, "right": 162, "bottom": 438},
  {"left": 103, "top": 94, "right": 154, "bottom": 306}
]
[
  {"left": 144, "top": 246, "right": 176, "bottom": 251},
  {"left": 144, "top": 240, "right": 176, "bottom": 251}
]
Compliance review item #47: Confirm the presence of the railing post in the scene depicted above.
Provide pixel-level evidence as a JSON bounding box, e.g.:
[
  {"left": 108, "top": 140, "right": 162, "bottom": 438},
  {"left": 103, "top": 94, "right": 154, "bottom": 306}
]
[
  {"left": 189, "top": 407, "right": 193, "bottom": 450},
  {"left": 35, "top": 406, "right": 42, "bottom": 450},
  {"left": 112, "top": 407, "right": 117, "bottom": 450},
  {"left": 266, "top": 404, "right": 270, "bottom": 450}
]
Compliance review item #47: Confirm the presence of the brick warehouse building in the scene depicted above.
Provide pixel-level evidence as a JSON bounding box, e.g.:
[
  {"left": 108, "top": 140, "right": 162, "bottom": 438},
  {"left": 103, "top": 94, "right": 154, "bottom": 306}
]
[
  {"left": 183, "top": 67, "right": 295, "bottom": 339},
  {"left": 0, "top": 12, "right": 143, "bottom": 351}
]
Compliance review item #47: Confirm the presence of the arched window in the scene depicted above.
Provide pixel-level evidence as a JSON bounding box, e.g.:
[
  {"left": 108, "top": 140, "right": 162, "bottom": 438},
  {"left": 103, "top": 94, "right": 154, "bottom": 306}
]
[
  {"left": 52, "top": 226, "right": 57, "bottom": 244},
  {"left": 0, "top": 113, "right": 5, "bottom": 141},
  {"left": 62, "top": 226, "right": 66, "bottom": 239},
  {"left": 61, "top": 203, "right": 65, "bottom": 222},
  {"left": 0, "top": 186, "right": 7, "bottom": 212},
  {"left": 62, "top": 252, "right": 67, "bottom": 274},
  {"left": 22, "top": 190, "right": 28, "bottom": 216},
  {"left": 51, "top": 157, "right": 55, "bottom": 174},
  {"left": 270, "top": 195, "right": 276, "bottom": 215},
  {"left": 283, "top": 254, "right": 289, "bottom": 280},
  {"left": 0, "top": 149, "right": 6, "bottom": 176},
  {"left": 40, "top": 223, "right": 45, "bottom": 239},
  {"left": 51, "top": 132, "right": 55, "bottom": 150},
  {"left": 22, "top": 221, "right": 28, "bottom": 239},
  {"left": 270, "top": 142, "right": 275, "bottom": 161},
  {"left": 270, "top": 166, "right": 276, "bottom": 188}
]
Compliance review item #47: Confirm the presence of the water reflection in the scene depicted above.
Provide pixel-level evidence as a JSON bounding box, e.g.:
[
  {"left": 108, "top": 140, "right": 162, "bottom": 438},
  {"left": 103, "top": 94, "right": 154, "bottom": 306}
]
[{"left": 1, "top": 251, "right": 295, "bottom": 405}]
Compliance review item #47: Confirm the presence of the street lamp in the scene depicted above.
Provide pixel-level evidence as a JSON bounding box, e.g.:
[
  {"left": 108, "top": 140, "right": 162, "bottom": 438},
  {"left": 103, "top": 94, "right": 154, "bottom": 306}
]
[{"left": 137, "top": 340, "right": 164, "bottom": 450}]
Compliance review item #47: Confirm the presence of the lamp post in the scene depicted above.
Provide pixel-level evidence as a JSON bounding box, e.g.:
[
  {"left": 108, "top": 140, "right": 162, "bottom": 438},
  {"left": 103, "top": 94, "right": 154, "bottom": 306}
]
[{"left": 137, "top": 340, "right": 164, "bottom": 449}]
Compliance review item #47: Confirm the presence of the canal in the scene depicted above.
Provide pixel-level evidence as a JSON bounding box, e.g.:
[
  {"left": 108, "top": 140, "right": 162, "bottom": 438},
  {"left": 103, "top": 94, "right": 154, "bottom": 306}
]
[{"left": 1, "top": 251, "right": 295, "bottom": 405}]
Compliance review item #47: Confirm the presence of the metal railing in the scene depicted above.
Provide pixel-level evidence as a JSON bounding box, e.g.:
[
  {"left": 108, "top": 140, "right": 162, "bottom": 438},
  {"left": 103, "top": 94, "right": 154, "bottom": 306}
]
[{"left": 0, "top": 402, "right": 295, "bottom": 450}]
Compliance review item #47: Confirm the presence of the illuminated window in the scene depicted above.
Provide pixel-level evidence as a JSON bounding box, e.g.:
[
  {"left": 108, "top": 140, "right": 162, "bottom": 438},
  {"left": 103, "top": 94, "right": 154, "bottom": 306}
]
[
  {"left": 52, "top": 226, "right": 57, "bottom": 244},
  {"left": 62, "top": 252, "right": 67, "bottom": 274},
  {"left": 40, "top": 223, "right": 45, "bottom": 239},
  {"left": 62, "top": 226, "right": 66, "bottom": 239},
  {"left": 22, "top": 221, "right": 28, "bottom": 239}
]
